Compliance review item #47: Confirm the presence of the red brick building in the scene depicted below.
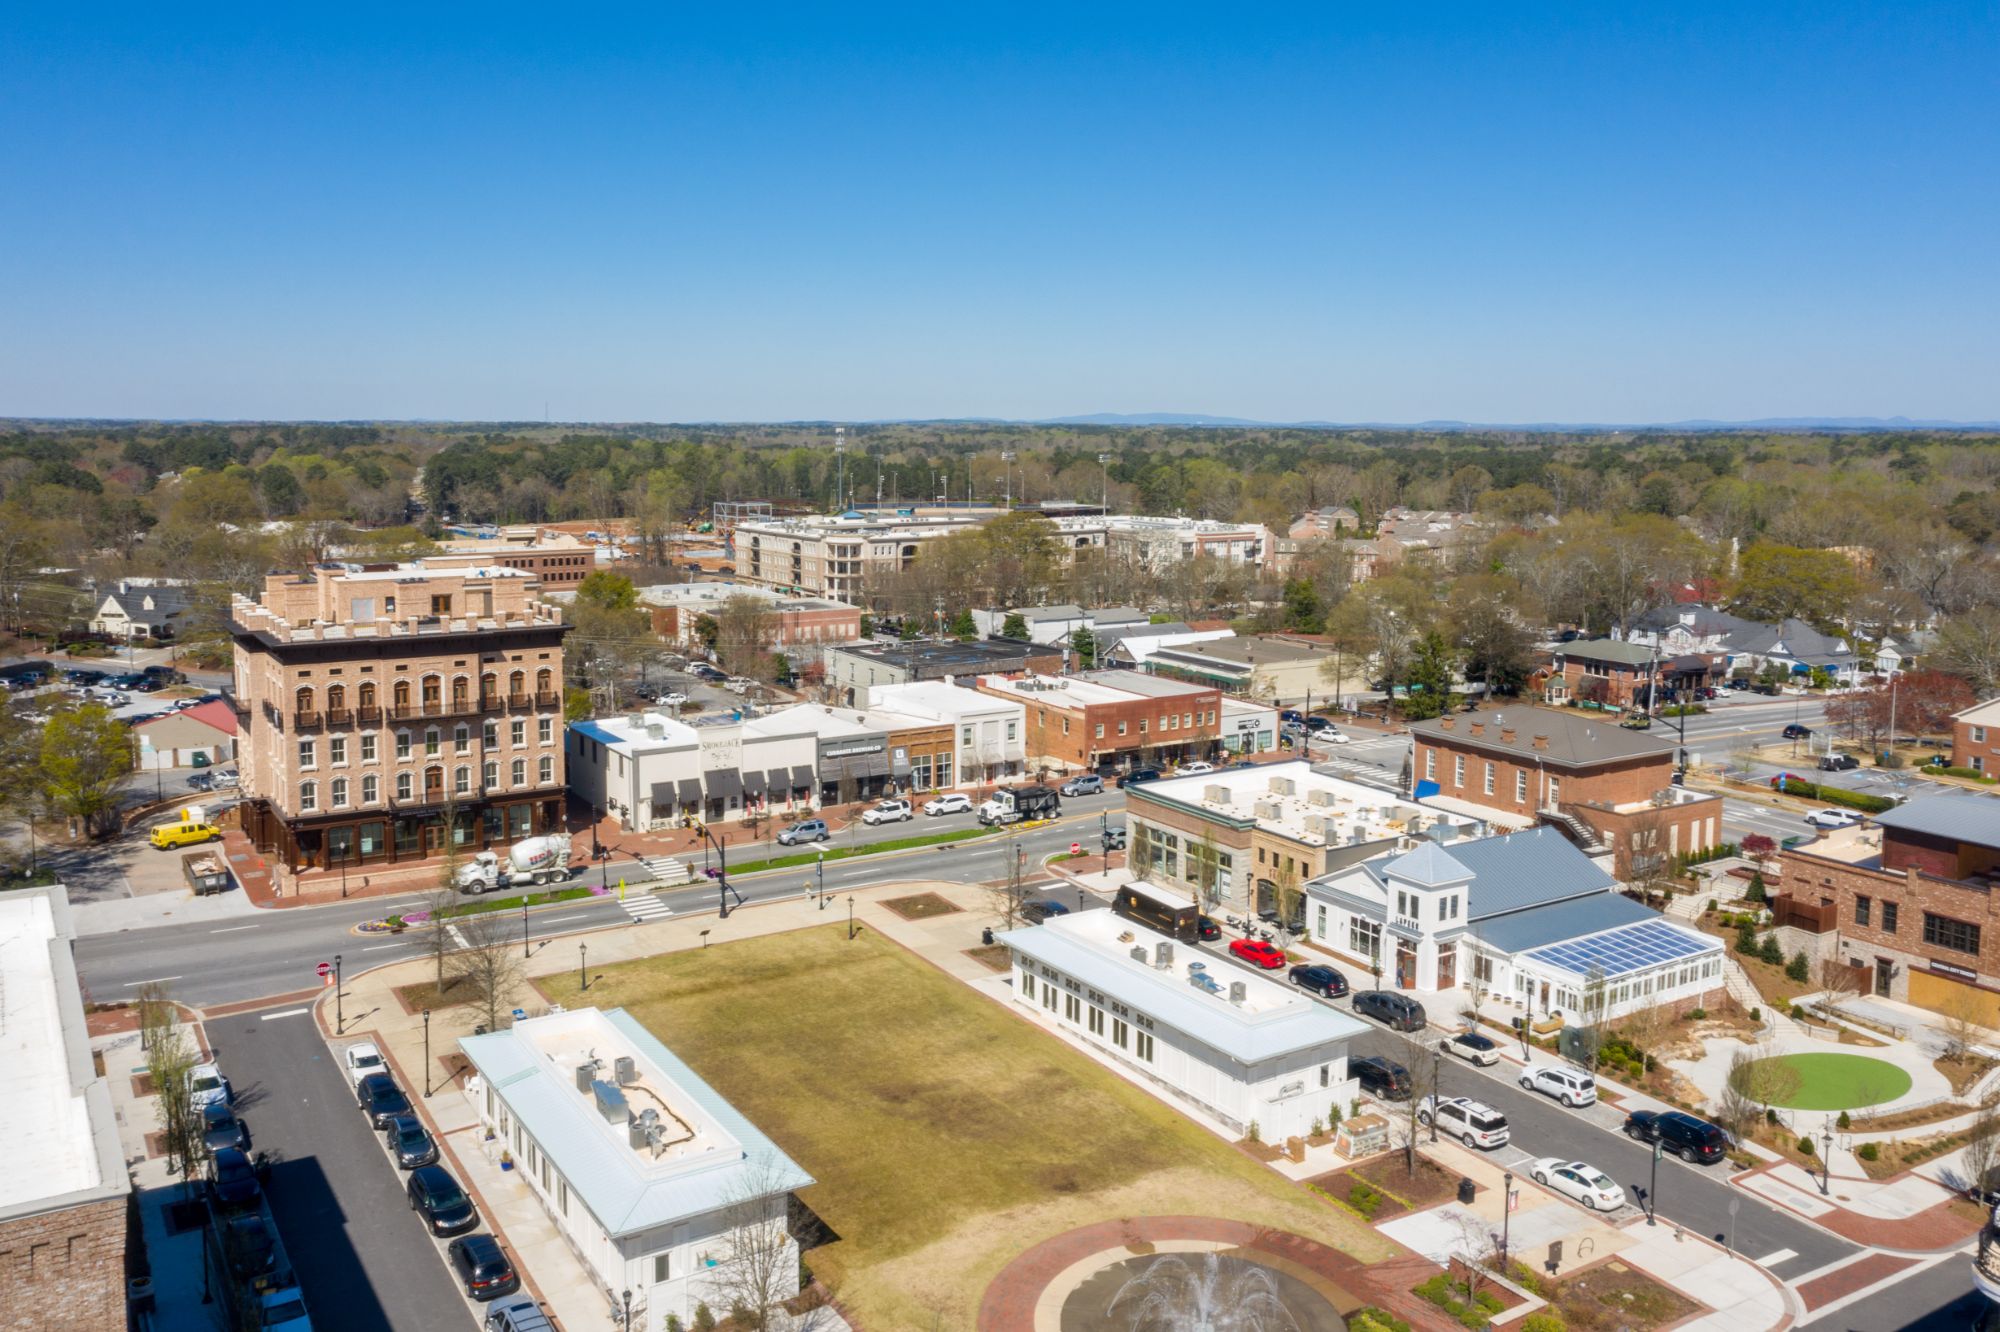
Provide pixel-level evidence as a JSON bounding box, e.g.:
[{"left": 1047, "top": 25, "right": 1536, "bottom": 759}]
[
  {"left": 1407, "top": 707, "right": 1723, "bottom": 878},
  {"left": 1545, "top": 639, "right": 1658, "bottom": 709},
  {"left": 1775, "top": 794, "right": 2000, "bottom": 1020},
  {"left": 974, "top": 669, "right": 1222, "bottom": 773},
  {"left": 1951, "top": 698, "right": 2000, "bottom": 775},
  {"left": 636, "top": 583, "right": 862, "bottom": 653}
]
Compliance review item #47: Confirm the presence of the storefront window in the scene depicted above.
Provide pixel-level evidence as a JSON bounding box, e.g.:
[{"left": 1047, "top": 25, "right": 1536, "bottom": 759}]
[
  {"left": 483, "top": 806, "right": 505, "bottom": 843},
  {"left": 357, "top": 821, "right": 385, "bottom": 857},
  {"left": 394, "top": 819, "right": 421, "bottom": 856},
  {"left": 327, "top": 826, "right": 354, "bottom": 862},
  {"left": 508, "top": 803, "right": 533, "bottom": 839}
]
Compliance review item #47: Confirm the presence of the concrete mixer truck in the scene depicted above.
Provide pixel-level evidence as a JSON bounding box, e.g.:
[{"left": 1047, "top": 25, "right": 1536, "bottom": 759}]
[{"left": 454, "top": 834, "right": 574, "bottom": 894}]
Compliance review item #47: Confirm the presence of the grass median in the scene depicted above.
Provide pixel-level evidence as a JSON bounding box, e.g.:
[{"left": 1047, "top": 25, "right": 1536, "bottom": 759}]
[{"left": 723, "top": 824, "right": 1001, "bottom": 876}]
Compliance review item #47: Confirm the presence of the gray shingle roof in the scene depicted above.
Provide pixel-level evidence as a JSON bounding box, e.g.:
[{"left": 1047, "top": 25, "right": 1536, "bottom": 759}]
[
  {"left": 1469, "top": 892, "right": 1661, "bottom": 954},
  {"left": 1556, "top": 639, "right": 1657, "bottom": 668},
  {"left": 1870, "top": 794, "right": 2000, "bottom": 850},
  {"left": 1446, "top": 826, "right": 1620, "bottom": 919},
  {"left": 1382, "top": 841, "right": 1474, "bottom": 887},
  {"left": 1408, "top": 707, "right": 1676, "bottom": 768}
]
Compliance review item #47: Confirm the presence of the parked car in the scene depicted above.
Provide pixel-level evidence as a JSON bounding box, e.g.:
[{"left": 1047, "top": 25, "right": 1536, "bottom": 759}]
[
  {"left": 1350, "top": 1055, "right": 1412, "bottom": 1101},
  {"left": 407, "top": 1164, "right": 480, "bottom": 1235},
  {"left": 384, "top": 1114, "right": 439, "bottom": 1169},
  {"left": 1287, "top": 963, "right": 1348, "bottom": 998},
  {"left": 1351, "top": 990, "right": 1427, "bottom": 1031},
  {"left": 202, "top": 1102, "right": 251, "bottom": 1154},
  {"left": 1178, "top": 761, "right": 1215, "bottom": 775},
  {"left": 654, "top": 692, "right": 687, "bottom": 708},
  {"left": 1619, "top": 714, "right": 1652, "bottom": 730},
  {"left": 188, "top": 1062, "right": 232, "bottom": 1110},
  {"left": 1315, "top": 728, "right": 1350, "bottom": 745},
  {"left": 861, "top": 799, "right": 913, "bottom": 826},
  {"left": 1622, "top": 1109, "right": 1729, "bottom": 1164},
  {"left": 724, "top": 677, "right": 752, "bottom": 694},
  {"left": 1196, "top": 914, "right": 1221, "bottom": 941},
  {"left": 1805, "top": 808, "right": 1863, "bottom": 830},
  {"left": 484, "top": 1298, "right": 556, "bottom": 1332},
  {"left": 343, "top": 1041, "right": 388, "bottom": 1086},
  {"left": 1229, "top": 938, "right": 1287, "bottom": 969},
  {"left": 207, "top": 1146, "right": 262, "bottom": 1209},
  {"left": 448, "top": 1234, "right": 521, "bottom": 1301},
  {"left": 1060, "top": 773, "right": 1104, "bottom": 796},
  {"left": 150, "top": 815, "right": 222, "bottom": 850},
  {"left": 1279, "top": 709, "right": 1304, "bottom": 725},
  {"left": 212, "top": 769, "right": 240, "bottom": 788},
  {"left": 1529, "top": 1158, "right": 1625, "bottom": 1210},
  {"left": 1783, "top": 723, "right": 1813, "bottom": 739},
  {"left": 1818, "top": 753, "right": 1860, "bottom": 771},
  {"left": 356, "top": 1072, "right": 411, "bottom": 1128},
  {"left": 1417, "top": 1096, "right": 1511, "bottom": 1150},
  {"left": 776, "top": 819, "right": 829, "bottom": 845},
  {"left": 1115, "top": 768, "right": 1161, "bottom": 788},
  {"left": 1442, "top": 1031, "right": 1500, "bottom": 1066},
  {"left": 922, "top": 793, "right": 972, "bottom": 816},
  {"left": 1304, "top": 715, "right": 1335, "bottom": 733},
  {"left": 1519, "top": 1064, "right": 1597, "bottom": 1108},
  {"left": 1102, "top": 824, "right": 1128, "bottom": 850},
  {"left": 1021, "top": 899, "right": 1070, "bottom": 925},
  {"left": 220, "top": 1213, "right": 279, "bottom": 1283}
]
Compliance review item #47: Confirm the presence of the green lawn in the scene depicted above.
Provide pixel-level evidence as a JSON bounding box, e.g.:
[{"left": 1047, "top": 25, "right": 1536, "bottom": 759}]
[
  {"left": 1743, "top": 1053, "right": 1913, "bottom": 1110},
  {"left": 539, "top": 926, "right": 1387, "bottom": 1327}
]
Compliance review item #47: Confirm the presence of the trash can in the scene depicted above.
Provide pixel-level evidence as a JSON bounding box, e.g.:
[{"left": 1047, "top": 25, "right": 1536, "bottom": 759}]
[
  {"left": 1457, "top": 1176, "right": 1477, "bottom": 1205},
  {"left": 981, "top": 927, "right": 995, "bottom": 946}
]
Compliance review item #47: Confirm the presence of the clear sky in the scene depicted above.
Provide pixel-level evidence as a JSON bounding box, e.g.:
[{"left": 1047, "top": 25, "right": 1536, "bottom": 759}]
[{"left": 2, "top": 4, "right": 1995, "bottom": 424}]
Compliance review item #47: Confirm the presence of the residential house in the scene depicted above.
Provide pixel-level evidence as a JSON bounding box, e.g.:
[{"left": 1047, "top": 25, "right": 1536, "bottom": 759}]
[
  {"left": 1951, "top": 699, "right": 2000, "bottom": 775},
  {"left": 90, "top": 580, "right": 192, "bottom": 641},
  {"left": 132, "top": 700, "right": 238, "bottom": 769}
]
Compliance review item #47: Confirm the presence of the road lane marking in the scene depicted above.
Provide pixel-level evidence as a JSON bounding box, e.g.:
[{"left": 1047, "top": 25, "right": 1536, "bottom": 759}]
[
  {"left": 259, "top": 1008, "right": 310, "bottom": 1020},
  {"left": 1757, "top": 1247, "right": 1797, "bottom": 1266},
  {"left": 362, "top": 942, "right": 412, "bottom": 952},
  {"left": 209, "top": 924, "right": 259, "bottom": 933},
  {"left": 122, "top": 975, "right": 182, "bottom": 986},
  {"left": 538, "top": 912, "right": 598, "bottom": 923}
]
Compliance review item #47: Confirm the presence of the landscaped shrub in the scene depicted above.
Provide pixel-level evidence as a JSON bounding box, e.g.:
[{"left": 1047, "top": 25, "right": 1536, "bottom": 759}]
[
  {"left": 1348, "top": 1180, "right": 1383, "bottom": 1218},
  {"left": 1837, "top": 1110, "right": 1851, "bottom": 1130},
  {"left": 1786, "top": 952, "right": 1811, "bottom": 982},
  {"left": 1745, "top": 872, "right": 1767, "bottom": 903},
  {"left": 1750, "top": 1006, "right": 1761, "bottom": 1022},
  {"left": 1736, "top": 921, "right": 1760, "bottom": 955},
  {"left": 1936, "top": 765, "right": 1998, "bottom": 783},
  {"left": 1350, "top": 1309, "right": 1413, "bottom": 1332},
  {"left": 1766, "top": 1107, "right": 1779, "bottom": 1125},
  {"left": 1690, "top": 1007, "right": 1706, "bottom": 1020},
  {"left": 1328, "top": 1101, "right": 1343, "bottom": 1130},
  {"left": 1521, "top": 1315, "right": 1568, "bottom": 1332},
  {"left": 1858, "top": 1141, "right": 1879, "bottom": 1161},
  {"left": 1759, "top": 934, "right": 1784, "bottom": 965},
  {"left": 1247, "top": 1119, "right": 1262, "bottom": 1143},
  {"left": 1798, "top": 1136, "right": 1816, "bottom": 1156},
  {"left": 692, "top": 1305, "right": 718, "bottom": 1332}
]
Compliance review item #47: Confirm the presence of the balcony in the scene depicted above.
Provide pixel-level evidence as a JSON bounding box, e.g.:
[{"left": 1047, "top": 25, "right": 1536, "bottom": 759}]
[
  {"left": 357, "top": 704, "right": 382, "bottom": 724},
  {"left": 293, "top": 710, "right": 324, "bottom": 730},
  {"left": 506, "top": 694, "right": 532, "bottom": 711},
  {"left": 325, "top": 707, "right": 353, "bottom": 726},
  {"left": 534, "top": 691, "right": 561, "bottom": 708}
]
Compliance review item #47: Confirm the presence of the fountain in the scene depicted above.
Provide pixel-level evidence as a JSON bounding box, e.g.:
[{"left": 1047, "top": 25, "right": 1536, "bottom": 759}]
[{"left": 1105, "top": 1252, "right": 1302, "bottom": 1332}]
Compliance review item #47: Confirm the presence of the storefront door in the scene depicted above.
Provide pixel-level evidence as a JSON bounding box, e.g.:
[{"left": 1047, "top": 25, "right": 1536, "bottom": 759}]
[
  {"left": 1436, "top": 949, "right": 1456, "bottom": 990},
  {"left": 1395, "top": 941, "right": 1416, "bottom": 989}
]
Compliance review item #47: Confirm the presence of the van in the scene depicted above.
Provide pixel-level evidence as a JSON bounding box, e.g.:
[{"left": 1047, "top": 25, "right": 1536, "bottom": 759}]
[
  {"left": 484, "top": 1298, "right": 557, "bottom": 1332},
  {"left": 151, "top": 816, "right": 222, "bottom": 850},
  {"left": 1352, "top": 990, "right": 1427, "bottom": 1032}
]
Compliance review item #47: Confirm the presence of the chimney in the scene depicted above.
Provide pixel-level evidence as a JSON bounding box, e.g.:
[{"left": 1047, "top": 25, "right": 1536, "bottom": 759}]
[
  {"left": 1530, "top": 734, "right": 1548, "bottom": 751},
  {"left": 1500, "top": 727, "right": 1517, "bottom": 743},
  {"left": 1906, "top": 866, "right": 1921, "bottom": 891},
  {"left": 1469, "top": 722, "right": 1485, "bottom": 737},
  {"left": 1439, "top": 716, "right": 1455, "bottom": 730}
]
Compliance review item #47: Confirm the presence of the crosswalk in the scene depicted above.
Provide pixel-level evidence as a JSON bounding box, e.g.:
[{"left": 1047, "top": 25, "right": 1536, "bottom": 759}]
[
  {"left": 619, "top": 892, "right": 675, "bottom": 924},
  {"left": 640, "top": 856, "right": 690, "bottom": 884}
]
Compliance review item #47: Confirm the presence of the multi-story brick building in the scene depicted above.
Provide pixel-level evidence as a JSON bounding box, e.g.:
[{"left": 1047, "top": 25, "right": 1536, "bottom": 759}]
[
  {"left": 1407, "top": 707, "right": 1723, "bottom": 879},
  {"left": 1951, "top": 698, "right": 2000, "bottom": 775},
  {"left": 975, "top": 669, "right": 1221, "bottom": 774},
  {"left": 630, "top": 582, "right": 862, "bottom": 653},
  {"left": 231, "top": 564, "right": 570, "bottom": 871},
  {"left": 0, "top": 886, "right": 128, "bottom": 1331},
  {"left": 733, "top": 509, "right": 1002, "bottom": 601},
  {"left": 1774, "top": 794, "right": 2000, "bottom": 1020},
  {"left": 427, "top": 530, "right": 601, "bottom": 588},
  {"left": 1544, "top": 639, "right": 1658, "bottom": 709}
]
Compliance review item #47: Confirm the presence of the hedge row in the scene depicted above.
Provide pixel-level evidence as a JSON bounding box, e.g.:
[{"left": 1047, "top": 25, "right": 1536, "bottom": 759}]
[{"left": 1773, "top": 778, "right": 1896, "bottom": 813}]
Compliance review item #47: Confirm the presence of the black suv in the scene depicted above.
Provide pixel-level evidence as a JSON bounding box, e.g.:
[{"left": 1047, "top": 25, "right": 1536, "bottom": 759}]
[
  {"left": 1287, "top": 964, "right": 1348, "bottom": 998},
  {"left": 1818, "top": 753, "right": 1859, "bottom": 771},
  {"left": 1116, "top": 768, "right": 1162, "bottom": 788},
  {"left": 1783, "top": 723, "right": 1813, "bottom": 739},
  {"left": 408, "top": 1165, "right": 480, "bottom": 1235},
  {"left": 1623, "top": 1109, "right": 1729, "bottom": 1164},
  {"left": 448, "top": 1234, "right": 521, "bottom": 1301},
  {"left": 1021, "top": 899, "right": 1070, "bottom": 925},
  {"left": 356, "top": 1072, "right": 411, "bottom": 1128},
  {"left": 1352, "top": 990, "right": 1427, "bottom": 1032},
  {"left": 1351, "top": 1055, "right": 1412, "bottom": 1100}
]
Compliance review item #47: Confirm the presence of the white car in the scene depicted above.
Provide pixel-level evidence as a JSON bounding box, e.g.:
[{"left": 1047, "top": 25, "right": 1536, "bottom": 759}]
[
  {"left": 1441, "top": 1031, "right": 1501, "bottom": 1066},
  {"left": 212, "top": 770, "right": 240, "bottom": 788},
  {"left": 725, "top": 677, "right": 752, "bottom": 695},
  {"left": 654, "top": 692, "right": 687, "bottom": 708},
  {"left": 923, "top": 793, "right": 972, "bottom": 816},
  {"left": 1530, "top": 1157, "right": 1625, "bottom": 1211},
  {"left": 188, "top": 1062, "right": 232, "bottom": 1110},
  {"left": 861, "top": 799, "right": 913, "bottom": 826},
  {"left": 1519, "top": 1064, "right": 1598, "bottom": 1108},
  {"left": 1320, "top": 729, "right": 1350, "bottom": 745},
  {"left": 344, "top": 1041, "right": 388, "bottom": 1086},
  {"left": 1415, "top": 1095, "right": 1510, "bottom": 1150},
  {"left": 1805, "top": 808, "right": 1862, "bottom": 830},
  {"left": 1178, "top": 761, "right": 1215, "bottom": 775}
]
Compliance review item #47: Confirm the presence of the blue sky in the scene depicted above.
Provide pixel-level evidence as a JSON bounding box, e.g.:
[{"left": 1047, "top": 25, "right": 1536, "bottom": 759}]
[{"left": 2, "top": 4, "right": 1995, "bottom": 423}]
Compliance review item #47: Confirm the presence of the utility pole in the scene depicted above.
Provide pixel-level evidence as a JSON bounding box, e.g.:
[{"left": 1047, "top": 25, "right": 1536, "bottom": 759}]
[
  {"left": 1001, "top": 451, "right": 1015, "bottom": 509},
  {"left": 1098, "top": 452, "right": 1111, "bottom": 514}
]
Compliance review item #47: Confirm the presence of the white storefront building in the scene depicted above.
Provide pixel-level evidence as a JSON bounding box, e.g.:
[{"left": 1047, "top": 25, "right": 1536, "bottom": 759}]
[
  {"left": 865, "top": 680, "right": 1027, "bottom": 788},
  {"left": 459, "top": 1007, "right": 813, "bottom": 1328},
  {"left": 1305, "top": 828, "right": 1725, "bottom": 1021},
  {"left": 567, "top": 710, "right": 820, "bottom": 831},
  {"left": 1002, "top": 910, "right": 1364, "bottom": 1141}
]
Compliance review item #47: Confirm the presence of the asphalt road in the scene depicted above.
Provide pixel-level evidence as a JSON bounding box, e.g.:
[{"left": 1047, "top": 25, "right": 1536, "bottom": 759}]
[
  {"left": 209, "top": 999, "right": 474, "bottom": 1332},
  {"left": 1807, "top": 1253, "right": 1987, "bottom": 1330}
]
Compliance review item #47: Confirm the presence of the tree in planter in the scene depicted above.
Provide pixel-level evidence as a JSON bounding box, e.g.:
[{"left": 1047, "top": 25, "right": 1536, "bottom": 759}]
[
  {"left": 139, "top": 982, "right": 204, "bottom": 1200},
  {"left": 1939, "top": 988, "right": 1989, "bottom": 1065},
  {"left": 1448, "top": 1211, "right": 1504, "bottom": 1312},
  {"left": 1816, "top": 956, "right": 1865, "bottom": 1010},
  {"left": 1393, "top": 1029, "right": 1441, "bottom": 1179},
  {"left": 450, "top": 910, "right": 525, "bottom": 1033},
  {"left": 1741, "top": 833, "right": 1777, "bottom": 861},
  {"left": 1577, "top": 965, "right": 1611, "bottom": 1078},
  {"left": 1735, "top": 920, "right": 1760, "bottom": 955},
  {"left": 1745, "top": 871, "right": 1768, "bottom": 903},
  {"left": 1958, "top": 1096, "right": 2000, "bottom": 1202}
]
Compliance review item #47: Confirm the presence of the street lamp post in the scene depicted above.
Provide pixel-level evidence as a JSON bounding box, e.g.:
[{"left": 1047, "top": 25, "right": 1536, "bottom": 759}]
[
  {"left": 579, "top": 941, "right": 588, "bottom": 993},
  {"left": 1648, "top": 1137, "right": 1661, "bottom": 1225},
  {"left": 334, "top": 954, "right": 344, "bottom": 1034},
  {"left": 1500, "top": 1170, "right": 1513, "bottom": 1270},
  {"left": 847, "top": 894, "right": 855, "bottom": 941},
  {"left": 816, "top": 849, "right": 826, "bottom": 908},
  {"left": 1430, "top": 1044, "right": 1442, "bottom": 1142},
  {"left": 522, "top": 896, "right": 530, "bottom": 958},
  {"left": 621, "top": 1289, "right": 632, "bottom": 1329},
  {"left": 422, "top": 1008, "right": 432, "bottom": 1098},
  {"left": 1819, "top": 1117, "right": 1834, "bottom": 1195}
]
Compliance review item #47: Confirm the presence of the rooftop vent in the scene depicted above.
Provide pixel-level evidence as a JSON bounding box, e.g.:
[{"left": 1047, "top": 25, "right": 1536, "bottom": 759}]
[
  {"left": 1203, "top": 783, "right": 1230, "bottom": 804},
  {"left": 1531, "top": 734, "right": 1549, "bottom": 751},
  {"left": 1500, "top": 727, "right": 1517, "bottom": 743},
  {"left": 1266, "top": 775, "right": 1297, "bottom": 797},
  {"left": 592, "top": 1079, "right": 628, "bottom": 1124},
  {"left": 614, "top": 1055, "right": 637, "bottom": 1086},
  {"left": 1307, "top": 789, "right": 1335, "bottom": 808},
  {"left": 1130, "top": 945, "right": 1148, "bottom": 964},
  {"left": 574, "top": 1056, "right": 602, "bottom": 1094},
  {"left": 1229, "top": 981, "right": 1248, "bottom": 1006},
  {"left": 1154, "top": 941, "right": 1173, "bottom": 970}
]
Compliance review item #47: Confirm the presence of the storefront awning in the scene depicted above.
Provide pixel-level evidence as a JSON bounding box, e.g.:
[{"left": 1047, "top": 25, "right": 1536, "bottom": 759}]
[
  {"left": 649, "top": 781, "right": 681, "bottom": 809},
  {"left": 768, "top": 767, "right": 793, "bottom": 793},
  {"left": 675, "top": 778, "right": 702, "bottom": 807},
  {"left": 790, "top": 764, "right": 815, "bottom": 791},
  {"left": 741, "top": 769, "right": 767, "bottom": 795},
  {"left": 705, "top": 769, "right": 743, "bottom": 800}
]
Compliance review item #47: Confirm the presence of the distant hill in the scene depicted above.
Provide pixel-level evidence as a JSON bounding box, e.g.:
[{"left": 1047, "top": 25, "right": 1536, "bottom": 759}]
[{"left": 1020, "top": 413, "right": 2000, "bottom": 432}]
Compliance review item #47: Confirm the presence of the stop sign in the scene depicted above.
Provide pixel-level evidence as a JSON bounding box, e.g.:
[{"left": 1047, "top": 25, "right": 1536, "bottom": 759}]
[
  {"left": 316, "top": 961, "right": 332, "bottom": 978},
  {"left": 1071, "top": 842, "right": 1082, "bottom": 855}
]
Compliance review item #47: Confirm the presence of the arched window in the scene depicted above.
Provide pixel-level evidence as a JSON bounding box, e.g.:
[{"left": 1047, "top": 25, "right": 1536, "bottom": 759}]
[
  {"left": 451, "top": 676, "right": 469, "bottom": 709},
  {"left": 454, "top": 766, "right": 470, "bottom": 795},
  {"left": 538, "top": 755, "right": 554, "bottom": 785},
  {"left": 299, "top": 781, "right": 317, "bottom": 812},
  {"left": 325, "top": 683, "right": 345, "bottom": 713},
  {"left": 294, "top": 685, "right": 314, "bottom": 715},
  {"left": 482, "top": 761, "right": 497, "bottom": 791},
  {"left": 362, "top": 774, "right": 378, "bottom": 805},
  {"left": 421, "top": 674, "right": 442, "bottom": 710},
  {"left": 392, "top": 679, "right": 411, "bottom": 709},
  {"left": 395, "top": 730, "right": 411, "bottom": 761},
  {"left": 358, "top": 681, "right": 377, "bottom": 709},
  {"left": 535, "top": 668, "right": 552, "bottom": 696},
  {"left": 396, "top": 772, "right": 412, "bottom": 801},
  {"left": 454, "top": 724, "right": 470, "bottom": 754},
  {"left": 481, "top": 672, "right": 498, "bottom": 705},
  {"left": 330, "top": 777, "right": 348, "bottom": 808},
  {"left": 511, "top": 759, "right": 526, "bottom": 786},
  {"left": 508, "top": 670, "right": 526, "bottom": 702},
  {"left": 483, "top": 721, "right": 498, "bottom": 748}
]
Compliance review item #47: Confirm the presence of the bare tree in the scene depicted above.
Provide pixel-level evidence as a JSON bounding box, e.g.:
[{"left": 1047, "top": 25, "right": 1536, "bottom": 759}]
[
  {"left": 1395, "top": 1030, "right": 1442, "bottom": 1178},
  {"left": 1714, "top": 1048, "right": 1762, "bottom": 1142},
  {"left": 699, "top": 1156, "right": 808, "bottom": 1331},
  {"left": 1449, "top": 1210, "right": 1503, "bottom": 1309},
  {"left": 1939, "top": 989, "right": 1990, "bottom": 1065},
  {"left": 140, "top": 983, "right": 204, "bottom": 1199},
  {"left": 1816, "top": 956, "right": 1865, "bottom": 1012},
  {"left": 422, "top": 885, "right": 461, "bottom": 998},
  {"left": 1576, "top": 965, "right": 1611, "bottom": 1077},
  {"left": 451, "top": 910, "right": 526, "bottom": 1032},
  {"left": 1726, "top": 1041, "right": 1803, "bottom": 1130},
  {"left": 985, "top": 830, "right": 1030, "bottom": 930},
  {"left": 1955, "top": 1095, "right": 2000, "bottom": 1200}
]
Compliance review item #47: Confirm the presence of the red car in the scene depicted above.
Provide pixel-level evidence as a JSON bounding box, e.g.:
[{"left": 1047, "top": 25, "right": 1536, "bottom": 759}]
[{"left": 1229, "top": 938, "right": 1287, "bottom": 969}]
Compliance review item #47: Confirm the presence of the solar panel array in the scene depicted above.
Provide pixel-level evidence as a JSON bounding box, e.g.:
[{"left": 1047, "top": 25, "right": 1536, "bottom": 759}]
[{"left": 1523, "top": 919, "right": 1712, "bottom": 979}]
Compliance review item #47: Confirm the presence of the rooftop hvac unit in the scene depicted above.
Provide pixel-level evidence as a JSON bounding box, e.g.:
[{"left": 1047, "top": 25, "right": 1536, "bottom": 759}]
[
  {"left": 614, "top": 1055, "right": 637, "bottom": 1086},
  {"left": 592, "top": 1079, "right": 629, "bottom": 1124},
  {"left": 1203, "top": 783, "right": 1230, "bottom": 804},
  {"left": 574, "top": 1058, "right": 602, "bottom": 1094},
  {"left": 1307, "top": 789, "right": 1335, "bottom": 807},
  {"left": 1229, "top": 981, "right": 1247, "bottom": 1006},
  {"left": 1254, "top": 799, "right": 1282, "bottom": 821},
  {"left": 628, "top": 1114, "right": 649, "bottom": 1150},
  {"left": 1429, "top": 822, "right": 1455, "bottom": 843},
  {"left": 1129, "top": 945, "right": 1148, "bottom": 964},
  {"left": 1267, "top": 776, "right": 1297, "bottom": 797},
  {"left": 1154, "top": 941, "right": 1173, "bottom": 970}
]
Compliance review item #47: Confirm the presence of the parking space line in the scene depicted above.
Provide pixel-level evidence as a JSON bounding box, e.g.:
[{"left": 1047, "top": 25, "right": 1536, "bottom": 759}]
[
  {"left": 1758, "top": 1247, "right": 1798, "bottom": 1266},
  {"left": 259, "top": 1008, "right": 310, "bottom": 1020}
]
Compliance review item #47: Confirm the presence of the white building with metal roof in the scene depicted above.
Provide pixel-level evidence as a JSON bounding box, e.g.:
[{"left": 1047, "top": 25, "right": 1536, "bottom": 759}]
[
  {"left": 1001, "top": 910, "right": 1365, "bottom": 1140},
  {"left": 459, "top": 1007, "right": 813, "bottom": 1325},
  {"left": 1305, "top": 827, "right": 1723, "bottom": 1021}
]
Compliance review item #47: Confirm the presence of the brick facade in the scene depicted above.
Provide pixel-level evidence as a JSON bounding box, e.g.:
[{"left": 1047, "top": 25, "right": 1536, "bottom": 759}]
[
  {"left": 997, "top": 688, "right": 1222, "bottom": 772},
  {"left": 647, "top": 600, "right": 860, "bottom": 652},
  {"left": 0, "top": 1196, "right": 127, "bottom": 1332},
  {"left": 1950, "top": 703, "right": 2000, "bottom": 774}
]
